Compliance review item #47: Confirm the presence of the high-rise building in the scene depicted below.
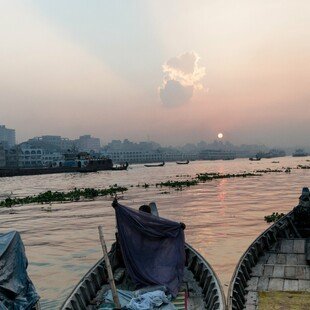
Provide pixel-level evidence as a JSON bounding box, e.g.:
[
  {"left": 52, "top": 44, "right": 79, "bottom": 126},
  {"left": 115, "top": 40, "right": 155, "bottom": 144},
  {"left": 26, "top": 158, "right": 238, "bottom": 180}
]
[
  {"left": 75, "top": 135, "right": 100, "bottom": 152},
  {"left": 0, "top": 125, "right": 16, "bottom": 149}
]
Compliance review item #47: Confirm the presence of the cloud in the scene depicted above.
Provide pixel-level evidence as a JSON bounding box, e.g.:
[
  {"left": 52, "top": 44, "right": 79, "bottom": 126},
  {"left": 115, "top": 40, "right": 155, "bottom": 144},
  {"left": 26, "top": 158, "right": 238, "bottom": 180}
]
[
  {"left": 159, "top": 51, "right": 205, "bottom": 107},
  {"left": 159, "top": 80, "right": 193, "bottom": 107}
]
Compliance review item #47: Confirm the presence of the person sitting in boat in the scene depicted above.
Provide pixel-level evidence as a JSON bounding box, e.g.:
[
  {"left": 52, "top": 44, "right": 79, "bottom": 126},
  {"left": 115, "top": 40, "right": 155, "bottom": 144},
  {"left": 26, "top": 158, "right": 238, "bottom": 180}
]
[{"left": 138, "top": 203, "right": 186, "bottom": 230}]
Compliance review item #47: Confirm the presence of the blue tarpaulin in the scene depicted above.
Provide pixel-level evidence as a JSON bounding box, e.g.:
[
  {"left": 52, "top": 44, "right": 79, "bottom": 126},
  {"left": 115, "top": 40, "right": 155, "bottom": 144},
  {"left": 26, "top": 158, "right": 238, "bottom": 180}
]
[
  {"left": 0, "top": 231, "right": 39, "bottom": 309},
  {"left": 114, "top": 203, "right": 185, "bottom": 297}
]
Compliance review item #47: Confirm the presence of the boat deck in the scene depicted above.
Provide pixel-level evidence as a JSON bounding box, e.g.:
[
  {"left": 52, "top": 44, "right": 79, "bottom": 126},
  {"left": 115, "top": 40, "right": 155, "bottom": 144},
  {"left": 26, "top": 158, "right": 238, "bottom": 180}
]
[
  {"left": 90, "top": 267, "right": 205, "bottom": 309},
  {"left": 244, "top": 238, "right": 310, "bottom": 309}
]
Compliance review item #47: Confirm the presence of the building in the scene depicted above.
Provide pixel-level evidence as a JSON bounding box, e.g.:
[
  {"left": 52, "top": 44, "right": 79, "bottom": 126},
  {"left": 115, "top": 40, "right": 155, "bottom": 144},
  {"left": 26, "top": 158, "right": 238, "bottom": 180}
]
[
  {"left": 41, "top": 151, "right": 64, "bottom": 167},
  {"left": 28, "top": 135, "right": 75, "bottom": 151},
  {"left": 0, "top": 125, "right": 16, "bottom": 149},
  {"left": 106, "top": 150, "right": 164, "bottom": 164},
  {"left": 75, "top": 135, "right": 100, "bottom": 152},
  {"left": 5, "top": 147, "right": 20, "bottom": 168},
  {"left": 19, "top": 146, "right": 43, "bottom": 167},
  {"left": 199, "top": 149, "right": 236, "bottom": 160},
  {"left": 0, "top": 144, "right": 6, "bottom": 167},
  {"left": 106, "top": 149, "right": 190, "bottom": 164},
  {"left": 18, "top": 143, "right": 64, "bottom": 167},
  {"left": 103, "top": 139, "right": 192, "bottom": 164}
]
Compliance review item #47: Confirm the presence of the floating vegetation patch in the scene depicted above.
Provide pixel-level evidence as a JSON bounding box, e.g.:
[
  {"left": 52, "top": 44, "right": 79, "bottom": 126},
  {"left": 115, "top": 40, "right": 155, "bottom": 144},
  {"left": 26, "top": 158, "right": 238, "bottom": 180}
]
[
  {"left": 156, "top": 180, "right": 198, "bottom": 189},
  {"left": 264, "top": 212, "right": 285, "bottom": 223},
  {"left": 297, "top": 165, "right": 310, "bottom": 169},
  {"left": 136, "top": 183, "right": 150, "bottom": 188},
  {"left": 197, "top": 172, "right": 258, "bottom": 182},
  {"left": 0, "top": 185, "right": 128, "bottom": 208},
  {"left": 255, "top": 169, "right": 283, "bottom": 173},
  {"left": 176, "top": 174, "right": 191, "bottom": 178}
]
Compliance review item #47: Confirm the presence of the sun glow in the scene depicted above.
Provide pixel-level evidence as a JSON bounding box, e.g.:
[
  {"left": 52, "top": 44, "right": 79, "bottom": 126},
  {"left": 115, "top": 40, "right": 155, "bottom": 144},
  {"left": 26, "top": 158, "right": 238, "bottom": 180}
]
[{"left": 218, "top": 133, "right": 223, "bottom": 139}]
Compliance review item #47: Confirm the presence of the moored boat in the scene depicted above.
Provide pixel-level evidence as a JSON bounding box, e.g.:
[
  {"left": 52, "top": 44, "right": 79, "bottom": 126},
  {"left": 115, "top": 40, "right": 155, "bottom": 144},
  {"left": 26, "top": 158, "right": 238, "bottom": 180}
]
[
  {"left": 292, "top": 149, "right": 308, "bottom": 157},
  {"left": 249, "top": 157, "right": 261, "bottom": 161},
  {"left": 61, "top": 202, "right": 225, "bottom": 310},
  {"left": 176, "top": 160, "right": 189, "bottom": 165},
  {"left": 144, "top": 161, "right": 165, "bottom": 167},
  {"left": 228, "top": 187, "right": 310, "bottom": 310}
]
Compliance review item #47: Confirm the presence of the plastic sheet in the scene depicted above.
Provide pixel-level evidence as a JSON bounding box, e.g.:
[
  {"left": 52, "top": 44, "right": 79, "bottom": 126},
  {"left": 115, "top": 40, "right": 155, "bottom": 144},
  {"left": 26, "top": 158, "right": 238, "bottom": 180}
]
[
  {"left": 114, "top": 203, "right": 185, "bottom": 297},
  {"left": 0, "top": 231, "right": 39, "bottom": 309}
]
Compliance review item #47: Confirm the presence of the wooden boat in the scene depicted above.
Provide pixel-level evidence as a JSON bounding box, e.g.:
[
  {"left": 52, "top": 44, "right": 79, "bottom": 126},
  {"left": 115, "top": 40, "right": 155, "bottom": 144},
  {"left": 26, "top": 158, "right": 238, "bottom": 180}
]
[
  {"left": 249, "top": 157, "right": 261, "bottom": 161},
  {"left": 228, "top": 187, "right": 310, "bottom": 310},
  {"left": 144, "top": 161, "right": 165, "bottom": 167},
  {"left": 61, "top": 201, "right": 225, "bottom": 310},
  {"left": 176, "top": 160, "right": 189, "bottom": 165},
  {"left": 61, "top": 242, "right": 225, "bottom": 310}
]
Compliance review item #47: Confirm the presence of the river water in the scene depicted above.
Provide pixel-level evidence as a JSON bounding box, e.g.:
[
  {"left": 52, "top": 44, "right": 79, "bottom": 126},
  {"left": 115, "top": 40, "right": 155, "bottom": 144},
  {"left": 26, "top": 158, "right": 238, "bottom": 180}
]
[{"left": 0, "top": 157, "right": 309, "bottom": 308}]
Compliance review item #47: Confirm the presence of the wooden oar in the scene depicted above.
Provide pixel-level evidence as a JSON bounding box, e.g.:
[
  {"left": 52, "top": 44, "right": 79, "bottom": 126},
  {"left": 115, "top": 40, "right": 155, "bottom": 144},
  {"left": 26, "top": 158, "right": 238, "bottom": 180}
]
[{"left": 98, "top": 225, "right": 121, "bottom": 309}]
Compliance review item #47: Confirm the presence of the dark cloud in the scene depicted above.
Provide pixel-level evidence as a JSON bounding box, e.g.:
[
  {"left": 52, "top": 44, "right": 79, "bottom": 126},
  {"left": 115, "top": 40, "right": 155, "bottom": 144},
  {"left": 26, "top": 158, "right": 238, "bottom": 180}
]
[{"left": 159, "top": 79, "right": 193, "bottom": 107}]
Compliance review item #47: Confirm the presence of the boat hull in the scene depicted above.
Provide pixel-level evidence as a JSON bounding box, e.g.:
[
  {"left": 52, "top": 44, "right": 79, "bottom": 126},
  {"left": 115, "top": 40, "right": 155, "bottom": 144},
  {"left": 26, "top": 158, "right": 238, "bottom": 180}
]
[
  {"left": 144, "top": 162, "right": 165, "bottom": 167},
  {"left": 228, "top": 205, "right": 310, "bottom": 310},
  {"left": 61, "top": 243, "right": 225, "bottom": 310}
]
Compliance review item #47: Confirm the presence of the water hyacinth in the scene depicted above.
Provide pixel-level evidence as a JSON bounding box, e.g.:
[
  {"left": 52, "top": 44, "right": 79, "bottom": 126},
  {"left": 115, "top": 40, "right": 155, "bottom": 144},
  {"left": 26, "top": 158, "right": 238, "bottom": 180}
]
[{"left": 0, "top": 185, "right": 127, "bottom": 208}]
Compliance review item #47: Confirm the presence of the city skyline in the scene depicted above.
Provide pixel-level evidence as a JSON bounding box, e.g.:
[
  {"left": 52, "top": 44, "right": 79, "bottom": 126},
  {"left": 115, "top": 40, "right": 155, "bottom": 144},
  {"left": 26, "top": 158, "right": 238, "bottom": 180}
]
[
  {"left": 2, "top": 123, "right": 309, "bottom": 151},
  {"left": 1, "top": 1, "right": 310, "bottom": 147}
]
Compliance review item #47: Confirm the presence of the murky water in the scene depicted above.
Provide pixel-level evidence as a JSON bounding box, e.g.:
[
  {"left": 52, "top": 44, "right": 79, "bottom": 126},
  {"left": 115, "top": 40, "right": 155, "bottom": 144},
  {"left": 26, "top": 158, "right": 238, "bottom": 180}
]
[{"left": 0, "top": 157, "right": 309, "bottom": 308}]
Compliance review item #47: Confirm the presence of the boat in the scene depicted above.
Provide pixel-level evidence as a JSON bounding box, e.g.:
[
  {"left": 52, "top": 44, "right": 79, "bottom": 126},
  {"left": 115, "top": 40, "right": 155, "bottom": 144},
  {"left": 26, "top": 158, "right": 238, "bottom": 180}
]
[
  {"left": 111, "top": 162, "right": 129, "bottom": 171},
  {"left": 0, "top": 158, "right": 115, "bottom": 177},
  {"left": 228, "top": 187, "right": 310, "bottom": 310},
  {"left": 176, "top": 160, "right": 189, "bottom": 165},
  {"left": 61, "top": 202, "right": 226, "bottom": 310},
  {"left": 144, "top": 161, "right": 165, "bottom": 167},
  {"left": 293, "top": 149, "right": 308, "bottom": 157},
  {"left": 255, "top": 149, "right": 286, "bottom": 159},
  {"left": 249, "top": 157, "right": 261, "bottom": 161}
]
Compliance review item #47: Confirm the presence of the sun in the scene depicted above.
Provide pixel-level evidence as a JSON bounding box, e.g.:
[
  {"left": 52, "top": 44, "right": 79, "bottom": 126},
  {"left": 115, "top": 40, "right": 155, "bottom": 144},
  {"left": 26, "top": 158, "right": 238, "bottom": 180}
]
[{"left": 217, "top": 133, "right": 223, "bottom": 139}]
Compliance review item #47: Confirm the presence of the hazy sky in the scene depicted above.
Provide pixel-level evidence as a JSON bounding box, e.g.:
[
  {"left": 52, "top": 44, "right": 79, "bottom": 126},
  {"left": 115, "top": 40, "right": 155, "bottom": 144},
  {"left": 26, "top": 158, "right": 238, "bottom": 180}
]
[{"left": 1, "top": 0, "right": 309, "bottom": 147}]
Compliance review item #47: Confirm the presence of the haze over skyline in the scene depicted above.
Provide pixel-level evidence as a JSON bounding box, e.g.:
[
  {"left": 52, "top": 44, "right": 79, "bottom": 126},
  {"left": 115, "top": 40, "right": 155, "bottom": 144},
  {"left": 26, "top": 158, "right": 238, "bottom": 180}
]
[{"left": 1, "top": 1, "right": 309, "bottom": 147}]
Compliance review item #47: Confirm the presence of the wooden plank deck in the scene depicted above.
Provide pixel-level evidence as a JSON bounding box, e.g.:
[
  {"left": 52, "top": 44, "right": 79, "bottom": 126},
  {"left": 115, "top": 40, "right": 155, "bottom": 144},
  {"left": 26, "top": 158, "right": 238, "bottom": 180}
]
[{"left": 244, "top": 238, "right": 310, "bottom": 309}]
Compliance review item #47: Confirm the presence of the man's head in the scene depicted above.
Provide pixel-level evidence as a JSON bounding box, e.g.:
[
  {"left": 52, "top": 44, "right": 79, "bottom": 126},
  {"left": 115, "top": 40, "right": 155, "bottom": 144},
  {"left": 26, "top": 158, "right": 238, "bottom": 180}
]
[{"left": 139, "top": 204, "right": 152, "bottom": 214}]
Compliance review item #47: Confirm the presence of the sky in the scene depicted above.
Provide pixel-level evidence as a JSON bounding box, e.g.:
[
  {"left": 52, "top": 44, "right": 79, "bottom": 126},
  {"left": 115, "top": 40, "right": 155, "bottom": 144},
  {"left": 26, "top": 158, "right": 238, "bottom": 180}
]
[{"left": 0, "top": 0, "right": 309, "bottom": 147}]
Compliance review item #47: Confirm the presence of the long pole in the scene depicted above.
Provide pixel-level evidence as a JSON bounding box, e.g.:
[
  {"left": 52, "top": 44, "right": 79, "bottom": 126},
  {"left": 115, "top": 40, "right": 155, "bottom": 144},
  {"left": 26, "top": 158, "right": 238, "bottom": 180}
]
[{"left": 98, "top": 225, "right": 121, "bottom": 309}]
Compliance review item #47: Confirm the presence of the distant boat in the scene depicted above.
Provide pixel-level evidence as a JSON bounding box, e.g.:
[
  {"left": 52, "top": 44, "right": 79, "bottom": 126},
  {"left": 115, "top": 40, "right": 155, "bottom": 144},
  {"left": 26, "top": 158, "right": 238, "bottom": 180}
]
[
  {"left": 176, "top": 160, "right": 189, "bottom": 165},
  {"left": 256, "top": 149, "right": 286, "bottom": 159},
  {"left": 249, "top": 157, "right": 261, "bottom": 161},
  {"left": 144, "top": 161, "right": 165, "bottom": 167},
  {"left": 292, "top": 149, "right": 308, "bottom": 157},
  {"left": 111, "top": 162, "right": 129, "bottom": 171}
]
